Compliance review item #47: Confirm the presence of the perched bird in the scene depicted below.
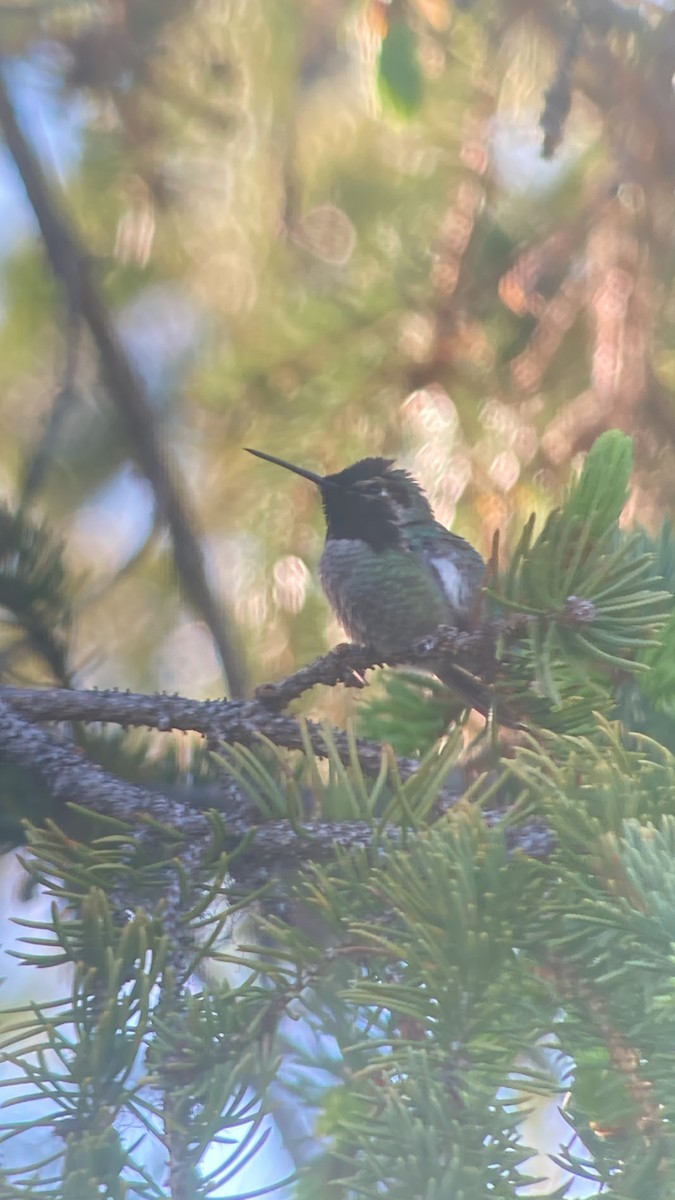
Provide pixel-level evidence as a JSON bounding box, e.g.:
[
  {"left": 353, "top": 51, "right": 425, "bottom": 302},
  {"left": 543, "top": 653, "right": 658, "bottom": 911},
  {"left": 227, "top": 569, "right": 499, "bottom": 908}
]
[{"left": 247, "top": 450, "right": 488, "bottom": 710}]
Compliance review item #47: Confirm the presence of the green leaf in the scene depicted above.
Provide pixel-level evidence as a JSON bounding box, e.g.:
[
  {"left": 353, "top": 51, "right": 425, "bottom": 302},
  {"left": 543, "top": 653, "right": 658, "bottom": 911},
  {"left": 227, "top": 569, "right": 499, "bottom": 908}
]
[{"left": 378, "top": 20, "right": 424, "bottom": 117}]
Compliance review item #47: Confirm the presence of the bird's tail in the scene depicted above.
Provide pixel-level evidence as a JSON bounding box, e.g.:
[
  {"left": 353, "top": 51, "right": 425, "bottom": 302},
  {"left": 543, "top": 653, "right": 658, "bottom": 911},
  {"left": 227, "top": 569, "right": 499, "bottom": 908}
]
[{"left": 437, "top": 659, "right": 521, "bottom": 728}]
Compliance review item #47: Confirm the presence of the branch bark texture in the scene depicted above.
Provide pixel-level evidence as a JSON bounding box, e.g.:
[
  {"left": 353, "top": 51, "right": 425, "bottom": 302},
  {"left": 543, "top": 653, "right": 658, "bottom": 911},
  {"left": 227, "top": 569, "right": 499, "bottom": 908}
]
[
  {"left": 0, "top": 697, "right": 464, "bottom": 870},
  {"left": 0, "top": 654, "right": 555, "bottom": 869}
]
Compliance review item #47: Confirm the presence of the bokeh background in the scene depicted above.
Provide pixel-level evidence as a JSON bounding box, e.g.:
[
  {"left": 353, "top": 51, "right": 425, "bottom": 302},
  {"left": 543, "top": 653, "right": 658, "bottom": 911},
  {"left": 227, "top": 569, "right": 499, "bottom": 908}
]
[{"left": 3, "top": 0, "right": 675, "bottom": 712}]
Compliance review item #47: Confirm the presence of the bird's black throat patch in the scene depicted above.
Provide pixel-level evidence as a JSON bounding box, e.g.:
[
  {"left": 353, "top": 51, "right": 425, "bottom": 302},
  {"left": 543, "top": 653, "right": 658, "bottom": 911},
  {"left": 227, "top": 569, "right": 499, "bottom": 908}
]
[{"left": 321, "top": 485, "right": 402, "bottom": 550}]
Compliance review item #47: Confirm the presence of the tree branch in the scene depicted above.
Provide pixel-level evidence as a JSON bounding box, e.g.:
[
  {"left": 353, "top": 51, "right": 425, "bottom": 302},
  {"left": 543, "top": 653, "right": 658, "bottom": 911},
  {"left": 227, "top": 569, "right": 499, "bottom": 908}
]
[
  {"left": 0, "top": 625, "right": 551, "bottom": 863},
  {"left": 253, "top": 625, "right": 507, "bottom": 708},
  {"left": 0, "top": 60, "right": 247, "bottom": 697},
  {"left": 0, "top": 626, "right": 523, "bottom": 810},
  {"left": 0, "top": 698, "right": 408, "bottom": 867},
  {"left": 0, "top": 697, "right": 554, "bottom": 867},
  {"left": 0, "top": 680, "right": 444, "bottom": 794}
]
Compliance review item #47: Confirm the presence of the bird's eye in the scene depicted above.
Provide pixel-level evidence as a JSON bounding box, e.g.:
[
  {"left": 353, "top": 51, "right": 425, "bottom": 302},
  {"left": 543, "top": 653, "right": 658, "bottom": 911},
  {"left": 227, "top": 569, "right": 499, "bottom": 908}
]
[{"left": 355, "top": 480, "right": 387, "bottom": 499}]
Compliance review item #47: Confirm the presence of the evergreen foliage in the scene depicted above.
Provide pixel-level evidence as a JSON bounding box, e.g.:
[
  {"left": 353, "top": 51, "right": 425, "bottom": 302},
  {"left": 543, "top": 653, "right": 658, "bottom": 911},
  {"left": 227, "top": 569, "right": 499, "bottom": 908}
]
[
  {"left": 0, "top": 815, "right": 295, "bottom": 1198},
  {"left": 361, "top": 432, "right": 672, "bottom": 751},
  {"left": 0, "top": 504, "right": 72, "bottom": 686},
  {"left": 3, "top": 431, "right": 675, "bottom": 1195}
]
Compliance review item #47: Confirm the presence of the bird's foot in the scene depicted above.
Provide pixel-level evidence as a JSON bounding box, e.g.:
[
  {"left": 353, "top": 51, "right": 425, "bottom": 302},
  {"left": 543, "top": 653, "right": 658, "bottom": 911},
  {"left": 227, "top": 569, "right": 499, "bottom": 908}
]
[{"left": 332, "top": 642, "right": 375, "bottom": 689}]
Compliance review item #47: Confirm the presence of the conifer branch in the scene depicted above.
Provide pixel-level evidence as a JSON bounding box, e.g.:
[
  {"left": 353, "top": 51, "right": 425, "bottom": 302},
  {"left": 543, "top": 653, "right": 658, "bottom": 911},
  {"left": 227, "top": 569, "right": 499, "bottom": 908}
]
[
  {"left": 541, "top": 955, "right": 663, "bottom": 1139},
  {"left": 0, "top": 682, "right": 447, "bottom": 837},
  {"left": 0, "top": 695, "right": 414, "bottom": 867},
  {"left": 0, "top": 624, "right": 524, "bottom": 825},
  {"left": 0, "top": 505, "right": 73, "bottom": 687},
  {"left": 0, "top": 621, "right": 493, "bottom": 794},
  {"left": 0, "top": 624, "right": 503, "bottom": 742},
  {"left": 0, "top": 680, "right": 399, "bottom": 768},
  {"left": 253, "top": 626, "right": 504, "bottom": 708},
  {"left": 0, "top": 696, "right": 553, "bottom": 865}
]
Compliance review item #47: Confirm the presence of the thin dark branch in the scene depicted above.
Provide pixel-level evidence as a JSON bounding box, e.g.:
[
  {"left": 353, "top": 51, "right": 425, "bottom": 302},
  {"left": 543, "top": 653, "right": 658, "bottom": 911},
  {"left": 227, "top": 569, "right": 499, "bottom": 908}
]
[
  {"left": 0, "top": 61, "right": 247, "bottom": 698},
  {"left": 504, "top": 0, "right": 675, "bottom": 167},
  {"left": 253, "top": 626, "right": 502, "bottom": 710}
]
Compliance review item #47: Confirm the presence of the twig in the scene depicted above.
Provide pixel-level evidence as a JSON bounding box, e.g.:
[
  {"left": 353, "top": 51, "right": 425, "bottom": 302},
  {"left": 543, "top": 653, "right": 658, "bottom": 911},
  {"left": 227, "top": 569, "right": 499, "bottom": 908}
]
[
  {"left": 540, "top": 19, "right": 581, "bottom": 159},
  {"left": 253, "top": 626, "right": 500, "bottom": 710},
  {"left": 254, "top": 642, "right": 386, "bottom": 708},
  {"left": 0, "top": 61, "right": 247, "bottom": 697}
]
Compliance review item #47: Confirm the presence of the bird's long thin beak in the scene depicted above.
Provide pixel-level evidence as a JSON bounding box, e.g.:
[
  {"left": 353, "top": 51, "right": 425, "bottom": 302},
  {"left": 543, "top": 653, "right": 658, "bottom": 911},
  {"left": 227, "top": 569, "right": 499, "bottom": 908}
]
[{"left": 245, "top": 447, "right": 326, "bottom": 487}]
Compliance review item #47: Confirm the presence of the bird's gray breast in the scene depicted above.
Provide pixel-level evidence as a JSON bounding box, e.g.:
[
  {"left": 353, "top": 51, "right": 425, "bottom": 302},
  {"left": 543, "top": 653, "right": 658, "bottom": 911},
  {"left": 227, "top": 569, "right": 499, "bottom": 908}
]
[
  {"left": 319, "top": 539, "right": 377, "bottom": 643},
  {"left": 319, "top": 537, "right": 461, "bottom": 654}
]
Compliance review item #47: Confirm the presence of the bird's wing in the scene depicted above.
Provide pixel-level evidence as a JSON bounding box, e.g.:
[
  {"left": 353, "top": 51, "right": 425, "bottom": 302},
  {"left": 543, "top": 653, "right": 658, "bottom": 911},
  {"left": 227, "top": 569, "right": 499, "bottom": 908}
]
[{"left": 405, "top": 526, "right": 485, "bottom": 620}]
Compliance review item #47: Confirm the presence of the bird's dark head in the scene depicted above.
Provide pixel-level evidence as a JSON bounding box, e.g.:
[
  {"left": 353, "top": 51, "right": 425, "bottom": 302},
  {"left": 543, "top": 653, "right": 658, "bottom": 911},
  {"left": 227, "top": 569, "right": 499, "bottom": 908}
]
[{"left": 246, "top": 450, "right": 433, "bottom": 550}]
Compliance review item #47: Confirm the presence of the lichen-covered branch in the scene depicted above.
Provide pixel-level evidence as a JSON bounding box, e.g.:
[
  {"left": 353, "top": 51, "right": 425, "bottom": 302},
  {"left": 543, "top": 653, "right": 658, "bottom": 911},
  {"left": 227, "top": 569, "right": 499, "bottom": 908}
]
[
  {"left": 0, "top": 679, "right": 402, "bottom": 773},
  {"left": 0, "top": 696, "right": 553, "bottom": 866}
]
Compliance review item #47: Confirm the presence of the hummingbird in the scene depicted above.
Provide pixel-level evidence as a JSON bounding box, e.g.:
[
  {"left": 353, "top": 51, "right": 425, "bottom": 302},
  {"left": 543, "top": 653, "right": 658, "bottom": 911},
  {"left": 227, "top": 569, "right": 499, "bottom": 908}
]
[{"left": 247, "top": 449, "right": 488, "bottom": 709}]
